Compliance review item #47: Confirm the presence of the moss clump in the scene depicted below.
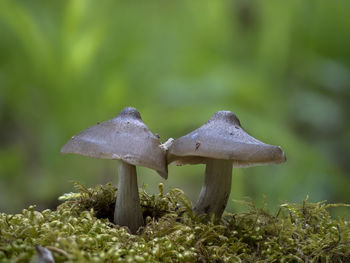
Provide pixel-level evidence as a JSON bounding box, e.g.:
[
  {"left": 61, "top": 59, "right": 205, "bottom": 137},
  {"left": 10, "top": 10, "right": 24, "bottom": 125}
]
[{"left": 0, "top": 183, "right": 349, "bottom": 262}]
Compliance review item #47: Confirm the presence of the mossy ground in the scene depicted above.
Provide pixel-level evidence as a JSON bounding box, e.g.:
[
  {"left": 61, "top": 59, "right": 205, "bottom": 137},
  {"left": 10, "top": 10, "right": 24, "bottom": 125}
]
[{"left": 0, "top": 183, "right": 349, "bottom": 262}]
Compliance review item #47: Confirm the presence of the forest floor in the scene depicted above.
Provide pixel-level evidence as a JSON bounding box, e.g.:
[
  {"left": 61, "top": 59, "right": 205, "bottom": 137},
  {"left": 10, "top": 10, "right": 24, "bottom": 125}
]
[{"left": 1, "top": 183, "right": 349, "bottom": 262}]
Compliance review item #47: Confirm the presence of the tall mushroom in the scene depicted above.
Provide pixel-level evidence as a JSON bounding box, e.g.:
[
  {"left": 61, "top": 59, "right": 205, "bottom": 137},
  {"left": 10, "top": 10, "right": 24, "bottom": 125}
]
[
  {"left": 167, "top": 110, "right": 286, "bottom": 218},
  {"left": 61, "top": 107, "right": 167, "bottom": 233}
]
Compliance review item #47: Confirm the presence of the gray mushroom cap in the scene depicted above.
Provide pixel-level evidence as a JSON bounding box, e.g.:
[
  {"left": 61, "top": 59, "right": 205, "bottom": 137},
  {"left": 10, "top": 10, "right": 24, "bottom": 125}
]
[
  {"left": 61, "top": 107, "right": 168, "bottom": 179},
  {"left": 168, "top": 111, "right": 286, "bottom": 167}
]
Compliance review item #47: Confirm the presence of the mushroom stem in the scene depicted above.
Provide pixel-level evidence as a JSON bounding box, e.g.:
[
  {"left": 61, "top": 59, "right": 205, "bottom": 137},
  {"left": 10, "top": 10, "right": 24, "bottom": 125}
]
[
  {"left": 114, "top": 160, "right": 144, "bottom": 234},
  {"left": 193, "top": 159, "right": 233, "bottom": 218}
]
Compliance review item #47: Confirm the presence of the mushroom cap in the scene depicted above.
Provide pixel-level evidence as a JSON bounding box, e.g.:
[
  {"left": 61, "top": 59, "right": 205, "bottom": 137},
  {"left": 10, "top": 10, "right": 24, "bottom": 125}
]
[
  {"left": 167, "top": 111, "right": 286, "bottom": 167},
  {"left": 61, "top": 107, "right": 168, "bottom": 179}
]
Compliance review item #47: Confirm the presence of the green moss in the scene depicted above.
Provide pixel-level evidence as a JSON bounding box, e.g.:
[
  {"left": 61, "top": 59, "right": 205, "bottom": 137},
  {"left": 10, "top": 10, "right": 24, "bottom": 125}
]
[{"left": 1, "top": 183, "right": 349, "bottom": 262}]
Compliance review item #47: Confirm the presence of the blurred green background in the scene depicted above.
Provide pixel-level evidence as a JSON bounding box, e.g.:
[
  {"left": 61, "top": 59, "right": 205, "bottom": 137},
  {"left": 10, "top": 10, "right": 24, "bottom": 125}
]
[{"left": 0, "top": 0, "right": 349, "bottom": 215}]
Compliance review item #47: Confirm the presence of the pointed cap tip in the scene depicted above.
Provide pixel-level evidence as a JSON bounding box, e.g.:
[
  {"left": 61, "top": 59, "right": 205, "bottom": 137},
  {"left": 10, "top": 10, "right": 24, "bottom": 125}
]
[
  {"left": 118, "top": 107, "right": 142, "bottom": 120},
  {"left": 209, "top": 110, "right": 241, "bottom": 126}
]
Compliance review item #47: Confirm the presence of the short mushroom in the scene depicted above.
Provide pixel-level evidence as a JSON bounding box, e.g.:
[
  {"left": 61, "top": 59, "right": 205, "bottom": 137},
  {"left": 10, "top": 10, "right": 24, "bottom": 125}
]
[
  {"left": 61, "top": 107, "right": 167, "bottom": 233},
  {"left": 167, "top": 110, "right": 286, "bottom": 218}
]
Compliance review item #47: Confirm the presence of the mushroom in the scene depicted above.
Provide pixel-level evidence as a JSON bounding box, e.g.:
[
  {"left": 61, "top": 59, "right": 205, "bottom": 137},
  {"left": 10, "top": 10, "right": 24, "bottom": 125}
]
[
  {"left": 167, "top": 110, "right": 286, "bottom": 218},
  {"left": 61, "top": 107, "right": 167, "bottom": 233}
]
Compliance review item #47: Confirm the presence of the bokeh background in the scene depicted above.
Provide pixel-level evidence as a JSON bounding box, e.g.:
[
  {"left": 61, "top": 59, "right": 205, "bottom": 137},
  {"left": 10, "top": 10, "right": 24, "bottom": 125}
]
[{"left": 0, "top": 0, "right": 349, "bottom": 216}]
